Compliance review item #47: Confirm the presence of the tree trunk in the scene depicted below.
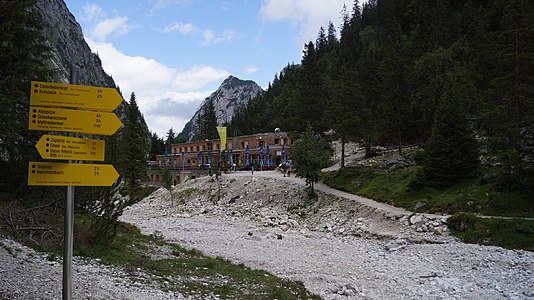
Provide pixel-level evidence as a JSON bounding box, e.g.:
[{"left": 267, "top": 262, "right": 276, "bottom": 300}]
[
  {"left": 365, "top": 139, "right": 372, "bottom": 157},
  {"left": 340, "top": 139, "right": 345, "bottom": 169},
  {"left": 398, "top": 133, "right": 403, "bottom": 156}
]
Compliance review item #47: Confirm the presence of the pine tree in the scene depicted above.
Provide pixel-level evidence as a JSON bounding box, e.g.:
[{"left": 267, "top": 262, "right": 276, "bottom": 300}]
[
  {"left": 291, "top": 125, "right": 333, "bottom": 197},
  {"left": 149, "top": 132, "right": 165, "bottom": 160},
  {"left": 421, "top": 73, "right": 479, "bottom": 187},
  {"left": 328, "top": 64, "right": 366, "bottom": 168},
  {"left": 0, "top": 0, "right": 55, "bottom": 193},
  {"left": 120, "top": 92, "right": 148, "bottom": 191},
  {"left": 165, "top": 128, "right": 176, "bottom": 148},
  {"left": 290, "top": 42, "right": 328, "bottom": 133},
  {"left": 357, "top": 26, "right": 387, "bottom": 156},
  {"left": 196, "top": 99, "right": 218, "bottom": 141},
  {"left": 485, "top": 0, "right": 534, "bottom": 190}
]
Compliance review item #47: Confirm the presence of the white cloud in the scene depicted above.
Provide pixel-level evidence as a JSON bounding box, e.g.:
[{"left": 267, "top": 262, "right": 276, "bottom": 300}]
[
  {"left": 90, "top": 16, "right": 133, "bottom": 41},
  {"left": 150, "top": 0, "right": 196, "bottom": 14},
  {"left": 201, "top": 30, "right": 215, "bottom": 44},
  {"left": 260, "top": 0, "right": 353, "bottom": 46},
  {"left": 82, "top": 4, "right": 104, "bottom": 21},
  {"left": 201, "top": 28, "right": 237, "bottom": 46},
  {"left": 163, "top": 22, "right": 236, "bottom": 46},
  {"left": 86, "top": 39, "right": 229, "bottom": 137},
  {"left": 163, "top": 22, "right": 197, "bottom": 34},
  {"left": 244, "top": 66, "right": 258, "bottom": 74},
  {"left": 173, "top": 66, "right": 230, "bottom": 90}
]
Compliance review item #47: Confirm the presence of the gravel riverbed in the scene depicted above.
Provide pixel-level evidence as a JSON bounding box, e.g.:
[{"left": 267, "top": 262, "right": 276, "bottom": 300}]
[
  {"left": 121, "top": 172, "right": 534, "bottom": 300},
  {"left": 1, "top": 171, "right": 533, "bottom": 299}
]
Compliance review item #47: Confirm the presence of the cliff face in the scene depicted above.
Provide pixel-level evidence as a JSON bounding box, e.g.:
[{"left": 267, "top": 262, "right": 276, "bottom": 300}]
[
  {"left": 178, "top": 75, "right": 263, "bottom": 141},
  {"left": 34, "top": 0, "right": 115, "bottom": 88},
  {"left": 31, "top": 0, "right": 151, "bottom": 130}
]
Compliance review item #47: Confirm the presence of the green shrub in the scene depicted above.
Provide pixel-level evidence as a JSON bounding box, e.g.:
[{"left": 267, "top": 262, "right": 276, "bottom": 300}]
[{"left": 447, "top": 213, "right": 478, "bottom": 232}]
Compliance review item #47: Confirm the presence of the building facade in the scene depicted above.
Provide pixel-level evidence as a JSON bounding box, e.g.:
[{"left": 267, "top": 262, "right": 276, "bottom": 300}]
[{"left": 154, "top": 131, "right": 292, "bottom": 170}]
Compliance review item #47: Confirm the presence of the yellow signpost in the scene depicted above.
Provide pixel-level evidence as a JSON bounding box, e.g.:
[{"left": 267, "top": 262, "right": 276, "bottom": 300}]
[
  {"left": 29, "top": 106, "right": 122, "bottom": 136},
  {"left": 28, "top": 80, "right": 123, "bottom": 298},
  {"left": 35, "top": 134, "right": 105, "bottom": 161},
  {"left": 30, "top": 81, "right": 122, "bottom": 112},
  {"left": 28, "top": 162, "right": 119, "bottom": 186}
]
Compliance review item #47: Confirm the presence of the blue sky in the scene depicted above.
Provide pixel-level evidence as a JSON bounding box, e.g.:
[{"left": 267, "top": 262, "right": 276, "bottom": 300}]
[{"left": 64, "top": 0, "right": 353, "bottom": 137}]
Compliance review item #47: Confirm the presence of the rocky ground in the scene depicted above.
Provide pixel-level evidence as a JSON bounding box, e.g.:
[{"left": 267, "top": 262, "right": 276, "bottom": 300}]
[
  {"left": 120, "top": 171, "right": 533, "bottom": 299},
  {"left": 0, "top": 238, "right": 194, "bottom": 299},
  {"left": 1, "top": 150, "right": 533, "bottom": 299}
]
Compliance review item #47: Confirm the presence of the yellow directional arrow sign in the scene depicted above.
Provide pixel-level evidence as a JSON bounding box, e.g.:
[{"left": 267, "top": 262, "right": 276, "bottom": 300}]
[
  {"left": 28, "top": 162, "right": 119, "bottom": 186},
  {"left": 30, "top": 81, "right": 123, "bottom": 112},
  {"left": 28, "top": 106, "right": 122, "bottom": 136},
  {"left": 36, "top": 134, "right": 105, "bottom": 161}
]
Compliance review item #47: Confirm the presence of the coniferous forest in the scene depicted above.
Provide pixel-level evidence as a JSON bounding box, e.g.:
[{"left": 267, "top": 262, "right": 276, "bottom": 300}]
[
  {"left": 228, "top": 0, "right": 534, "bottom": 191},
  {"left": 1, "top": 0, "right": 533, "bottom": 251}
]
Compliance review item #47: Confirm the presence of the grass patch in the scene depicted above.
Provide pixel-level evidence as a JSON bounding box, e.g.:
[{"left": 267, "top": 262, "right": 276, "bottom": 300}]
[
  {"left": 1, "top": 185, "right": 317, "bottom": 298},
  {"left": 321, "top": 165, "right": 534, "bottom": 251},
  {"left": 179, "top": 187, "right": 196, "bottom": 200},
  {"left": 448, "top": 213, "right": 534, "bottom": 251},
  {"left": 72, "top": 222, "right": 319, "bottom": 299},
  {"left": 321, "top": 166, "right": 534, "bottom": 217}
]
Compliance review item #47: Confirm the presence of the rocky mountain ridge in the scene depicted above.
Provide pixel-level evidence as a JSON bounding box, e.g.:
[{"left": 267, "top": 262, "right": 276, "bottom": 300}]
[
  {"left": 34, "top": 0, "right": 115, "bottom": 88},
  {"left": 33, "top": 0, "right": 149, "bottom": 129},
  {"left": 178, "top": 75, "right": 263, "bottom": 141}
]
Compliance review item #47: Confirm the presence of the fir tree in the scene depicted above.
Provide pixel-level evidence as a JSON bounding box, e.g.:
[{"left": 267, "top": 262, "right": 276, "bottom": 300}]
[
  {"left": 328, "top": 64, "right": 366, "bottom": 168},
  {"left": 120, "top": 92, "right": 148, "bottom": 191},
  {"left": 198, "top": 99, "right": 218, "bottom": 140},
  {"left": 421, "top": 76, "right": 479, "bottom": 187},
  {"left": 0, "top": 0, "right": 54, "bottom": 193},
  {"left": 149, "top": 132, "right": 165, "bottom": 160},
  {"left": 291, "top": 125, "right": 333, "bottom": 197},
  {"left": 165, "top": 128, "right": 176, "bottom": 148}
]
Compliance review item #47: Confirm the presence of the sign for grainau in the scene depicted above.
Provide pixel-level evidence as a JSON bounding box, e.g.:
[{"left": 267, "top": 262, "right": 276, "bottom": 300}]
[
  {"left": 28, "top": 162, "right": 119, "bottom": 186},
  {"left": 28, "top": 81, "right": 122, "bottom": 187}
]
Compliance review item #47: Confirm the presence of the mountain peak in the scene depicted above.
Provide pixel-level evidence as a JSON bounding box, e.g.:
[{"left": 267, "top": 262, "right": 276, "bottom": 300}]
[
  {"left": 177, "top": 75, "right": 264, "bottom": 141},
  {"left": 221, "top": 75, "right": 255, "bottom": 88}
]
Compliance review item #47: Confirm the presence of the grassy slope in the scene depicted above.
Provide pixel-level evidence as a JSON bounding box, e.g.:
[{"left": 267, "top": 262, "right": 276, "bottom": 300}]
[{"left": 321, "top": 158, "right": 534, "bottom": 251}]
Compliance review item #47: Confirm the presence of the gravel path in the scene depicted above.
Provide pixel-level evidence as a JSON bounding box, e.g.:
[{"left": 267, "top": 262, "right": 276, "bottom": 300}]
[{"left": 120, "top": 171, "right": 534, "bottom": 300}]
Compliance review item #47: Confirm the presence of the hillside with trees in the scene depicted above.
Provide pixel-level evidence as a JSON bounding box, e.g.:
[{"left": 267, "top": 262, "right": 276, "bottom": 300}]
[
  {"left": 228, "top": 0, "right": 534, "bottom": 192},
  {"left": 0, "top": 0, "right": 151, "bottom": 247}
]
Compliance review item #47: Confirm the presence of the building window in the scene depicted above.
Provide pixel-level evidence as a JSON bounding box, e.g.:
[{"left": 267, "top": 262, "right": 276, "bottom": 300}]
[{"left": 275, "top": 139, "right": 280, "bottom": 145}]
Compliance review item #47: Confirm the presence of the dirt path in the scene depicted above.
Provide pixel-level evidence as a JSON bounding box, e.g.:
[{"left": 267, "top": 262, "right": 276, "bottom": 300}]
[{"left": 229, "top": 171, "right": 412, "bottom": 216}]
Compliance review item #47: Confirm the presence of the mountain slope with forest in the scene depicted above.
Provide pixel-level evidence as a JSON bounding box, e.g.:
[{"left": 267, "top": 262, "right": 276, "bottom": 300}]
[{"left": 227, "top": 0, "right": 534, "bottom": 193}]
